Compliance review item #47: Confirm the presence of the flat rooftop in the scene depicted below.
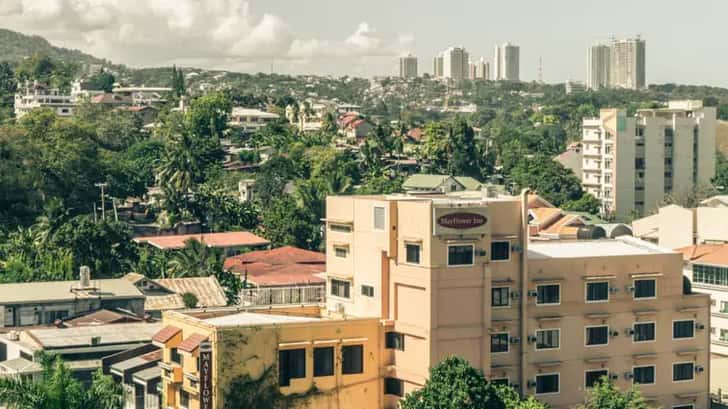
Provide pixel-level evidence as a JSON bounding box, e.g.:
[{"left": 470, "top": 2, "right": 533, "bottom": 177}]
[
  {"left": 203, "top": 312, "right": 321, "bottom": 327},
  {"left": 22, "top": 323, "right": 162, "bottom": 349},
  {"left": 0, "top": 278, "right": 143, "bottom": 304},
  {"left": 133, "top": 231, "right": 270, "bottom": 250},
  {"left": 528, "top": 236, "right": 672, "bottom": 260}
]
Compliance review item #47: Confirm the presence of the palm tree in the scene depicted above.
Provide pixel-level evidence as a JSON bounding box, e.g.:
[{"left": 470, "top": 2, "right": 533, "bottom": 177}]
[
  {"left": 166, "top": 238, "right": 224, "bottom": 278},
  {"left": 0, "top": 354, "right": 123, "bottom": 409}
]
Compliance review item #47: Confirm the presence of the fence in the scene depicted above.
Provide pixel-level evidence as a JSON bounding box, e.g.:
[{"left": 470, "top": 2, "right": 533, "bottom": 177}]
[{"left": 239, "top": 285, "right": 325, "bottom": 306}]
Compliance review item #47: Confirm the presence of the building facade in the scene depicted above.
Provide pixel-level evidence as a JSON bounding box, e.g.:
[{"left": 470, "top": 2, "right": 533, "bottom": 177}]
[
  {"left": 432, "top": 54, "right": 444, "bottom": 78},
  {"left": 582, "top": 101, "right": 716, "bottom": 220},
  {"left": 14, "top": 81, "right": 76, "bottom": 118},
  {"left": 494, "top": 42, "right": 520, "bottom": 81},
  {"left": 399, "top": 54, "right": 418, "bottom": 79},
  {"left": 610, "top": 37, "right": 646, "bottom": 90},
  {"left": 587, "top": 44, "right": 611, "bottom": 90},
  {"left": 469, "top": 58, "right": 490, "bottom": 80},
  {"left": 441, "top": 47, "right": 469, "bottom": 81}
]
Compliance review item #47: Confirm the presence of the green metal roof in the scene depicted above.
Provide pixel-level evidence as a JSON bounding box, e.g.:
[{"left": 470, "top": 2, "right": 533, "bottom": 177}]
[{"left": 403, "top": 174, "right": 482, "bottom": 191}]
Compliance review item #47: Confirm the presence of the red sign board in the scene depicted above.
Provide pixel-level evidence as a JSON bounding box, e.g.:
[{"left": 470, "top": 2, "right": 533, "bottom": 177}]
[{"left": 437, "top": 212, "right": 487, "bottom": 229}]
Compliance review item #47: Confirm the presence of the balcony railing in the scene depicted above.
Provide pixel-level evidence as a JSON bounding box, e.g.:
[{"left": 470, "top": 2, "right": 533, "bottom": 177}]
[{"left": 240, "top": 285, "right": 325, "bottom": 306}]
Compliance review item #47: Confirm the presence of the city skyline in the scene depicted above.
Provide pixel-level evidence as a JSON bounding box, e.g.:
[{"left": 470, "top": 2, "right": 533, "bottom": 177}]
[{"left": 2, "top": 0, "right": 728, "bottom": 86}]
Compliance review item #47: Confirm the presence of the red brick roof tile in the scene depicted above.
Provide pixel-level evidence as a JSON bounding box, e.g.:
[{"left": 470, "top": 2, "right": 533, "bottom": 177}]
[
  {"left": 178, "top": 333, "right": 208, "bottom": 353},
  {"left": 152, "top": 325, "right": 181, "bottom": 344}
]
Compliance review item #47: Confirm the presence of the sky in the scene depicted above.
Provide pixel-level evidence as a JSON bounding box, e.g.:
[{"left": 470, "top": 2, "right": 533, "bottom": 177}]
[{"left": 2, "top": 0, "right": 728, "bottom": 86}]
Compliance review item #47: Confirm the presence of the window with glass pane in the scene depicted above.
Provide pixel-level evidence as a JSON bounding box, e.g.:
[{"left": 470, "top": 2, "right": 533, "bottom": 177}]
[
  {"left": 373, "top": 207, "right": 385, "bottom": 230},
  {"left": 491, "top": 378, "right": 509, "bottom": 386},
  {"left": 313, "top": 347, "right": 334, "bottom": 377},
  {"left": 536, "top": 329, "right": 560, "bottom": 350},
  {"left": 490, "top": 333, "right": 509, "bottom": 353},
  {"left": 633, "top": 322, "right": 655, "bottom": 342},
  {"left": 720, "top": 329, "right": 728, "bottom": 341},
  {"left": 361, "top": 285, "right": 374, "bottom": 297},
  {"left": 673, "top": 320, "right": 695, "bottom": 339},
  {"left": 334, "top": 247, "right": 347, "bottom": 258},
  {"left": 406, "top": 244, "right": 420, "bottom": 264},
  {"left": 492, "top": 287, "right": 510, "bottom": 307},
  {"left": 634, "top": 279, "right": 656, "bottom": 298},
  {"left": 448, "top": 245, "right": 474, "bottom": 266},
  {"left": 279, "top": 349, "right": 306, "bottom": 386},
  {"left": 633, "top": 366, "right": 655, "bottom": 384},
  {"left": 586, "top": 281, "right": 609, "bottom": 302},
  {"left": 585, "top": 370, "right": 608, "bottom": 388},
  {"left": 330, "top": 279, "right": 351, "bottom": 298},
  {"left": 537, "top": 284, "right": 560, "bottom": 305},
  {"left": 342, "top": 345, "right": 363, "bottom": 374},
  {"left": 490, "top": 241, "right": 510, "bottom": 261},
  {"left": 536, "top": 374, "right": 559, "bottom": 394},
  {"left": 384, "top": 378, "right": 403, "bottom": 396},
  {"left": 673, "top": 363, "right": 694, "bottom": 381},
  {"left": 586, "top": 326, "right": 609, "bottom": 346},
  {"left": 385, "top": 332, "right": 405, "bottom": 351}
]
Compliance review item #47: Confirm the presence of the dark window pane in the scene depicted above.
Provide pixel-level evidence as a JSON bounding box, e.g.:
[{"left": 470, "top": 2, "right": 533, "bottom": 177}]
[
  {"left": 633, "top": 366, "right": 655, "bottom": 384},
  {"left": 491, "top": 378, "right": 509, "bottom": 387},
  {"left": 385, "top": 332, "right": 405, "bottom": 351},
  {"left": 279, "top": 349, "right": 306, "bottom": 386},
  {"left": 342, "top": 345, "right": 363, "bottom": 374},
  {"left": 492, "top": 287, "right": 510, "bottom": 307},
  {"left": 673, "top": 363, "right": 694, "bottom": 381},
  {"left": 536, "top": 374, "right": 559, "bottom": 394},
  {"left": 490, "top": 333, "right": 509, "bottom": 353},
  {"left": 585, "top": 370, "right": 608, "bottom": 388},
  {"left": 536, "top": 329, "right": 559, "bottom": 350},
  {"left": 406, "top": 244, "right": 420, "bottom": 264},
  {"left": 673, "top": 320, "right": 694, "bottom": 339},
  {"left": 586, "top": 326, "right": 609, "bottom": 346},
  {"left": 384, "top": 378, "right": 403, "bottom": 396},
  {"left": 586, "top": 282, "right": 609, "bottom": 302},
  {"left": 633, "top": 323, "right": 655, "bottom": 342},
  {"left": 448, "top": 245, "right": 473, "bottom": 266},
  {"left": 313, "top": 347, "right": 334, "bottom": 377},
  {"left": 537, "top": 285, "right": 560, "bottom": 304},
  {"left": 491, "top": 241, "right": 510, "bottom": 261},
  {"left": 634, "top": 279, "right": 656, "bottom": 298}
]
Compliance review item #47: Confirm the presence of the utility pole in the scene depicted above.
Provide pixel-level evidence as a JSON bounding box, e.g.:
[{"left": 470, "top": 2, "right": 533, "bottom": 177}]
[{"left": 94, "top": 182, "right": 108, "bottom": 221}]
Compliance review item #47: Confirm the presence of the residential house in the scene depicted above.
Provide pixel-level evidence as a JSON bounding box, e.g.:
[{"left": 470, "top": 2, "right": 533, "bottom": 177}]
[
  {"left": 229, "top": 107, "right": 280, "bottom": 133},
  {"left": 133, "top": 231, "right": 270, "bottom": 257},
  {"left": 102, "top": 344, "right": 162, "bottom": 409},
  {"left": 124, "top": 273, "right": 228, "bottom": 317},
  {"left": 401, "top": 174, "right": 483, "bottom": 194},
  {"left": 14, "top": 81, "right": 75, "bottom": 118}
]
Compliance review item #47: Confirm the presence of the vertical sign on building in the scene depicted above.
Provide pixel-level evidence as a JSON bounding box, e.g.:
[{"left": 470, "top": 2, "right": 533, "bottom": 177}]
[{"left": 199, "top": 341, "right": 213, "bottom": 409}]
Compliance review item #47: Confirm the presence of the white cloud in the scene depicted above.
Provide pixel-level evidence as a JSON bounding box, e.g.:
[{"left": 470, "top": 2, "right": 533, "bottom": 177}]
[{"left": 1, "top": 0, "right": 412, "bottom": 75}]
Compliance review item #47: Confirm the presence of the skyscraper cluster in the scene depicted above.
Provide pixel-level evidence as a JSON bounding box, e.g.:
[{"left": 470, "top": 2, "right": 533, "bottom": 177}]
[
  {"left": 587, "top": 36, "right": 646, "bottom": 90},
  {"left": 421, "top": 42, "right": 518, "bottom": 81},
  {"left": 399, "top": 54, "right": 418, "bottom": 78},
  {"left": 493, "top": 42, "right": 520, "bottom": 81}
]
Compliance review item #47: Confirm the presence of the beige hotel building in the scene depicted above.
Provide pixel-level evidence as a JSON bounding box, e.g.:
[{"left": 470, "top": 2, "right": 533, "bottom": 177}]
[{"left": 155, "top": 191, "right": 710, "bottom": 409}]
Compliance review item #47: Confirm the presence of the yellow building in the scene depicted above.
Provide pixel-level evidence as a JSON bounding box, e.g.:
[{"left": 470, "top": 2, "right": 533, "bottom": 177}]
[{"left": 156, "top": 191, "right": 711, "bottom": 409}]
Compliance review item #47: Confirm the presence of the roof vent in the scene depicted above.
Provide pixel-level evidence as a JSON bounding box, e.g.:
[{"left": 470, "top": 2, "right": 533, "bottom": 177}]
[{"left": 79, "top": 266, "right": 91, "bottom": 288}]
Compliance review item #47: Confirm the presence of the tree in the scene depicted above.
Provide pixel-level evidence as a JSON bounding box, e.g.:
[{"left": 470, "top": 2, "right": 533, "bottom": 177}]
[
  {"left": 0, "top": 354, "right": 123, "bottom": 409},
  {"left": 167, "top": 238, "right": 225, "bottom": 278},
  {"left": 87, "top": 70, "right": 115, "bottom": 93},
  {"left": 185, "top": 92, "right": 231, "bottom": 138},
  {"left": 449, "top": 116, "right": 480, "bottom": 178},
  {"left": 260, "top": 196, "right": 321, "bottom": 250},
  {"left": 0, "top": 61, "right": 17, "bottom": 121},
  {"left": 575, "top": 377, "right": 652, "bottom": 409},
  {"left": 508, "top": 155, "right": 584, "bottom": 207},
  {"left": 399, "top": 356, "right": 504, "bottom": 409},
  {"left": 182, "top": 292, "right": 199, "bottom": 308},
  {"left": 188, "top": 183, "right": 259, "bottom": 232},
  {"left": 563, "top": 192, "right": 602, "bottom": 215},
  {"left": 255, "top": 155, "right": 297, "bottom": 206},
  {"left": 171, "top": 65, "right": 185, "bottom": 97},
  {"left": 713, "top": 152, "right": 728, "bottom": 193}
]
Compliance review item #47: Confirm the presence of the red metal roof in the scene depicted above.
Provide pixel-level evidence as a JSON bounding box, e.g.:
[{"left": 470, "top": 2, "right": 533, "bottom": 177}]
[
  {"left": 135, "top": 231, "right": 270, "bottom": 250},
  {"left": 152, "top": 325, "right": 181, "bottom": 344},
  {"left": 224, "top": 246, "right": 325, "bottom": 286}
]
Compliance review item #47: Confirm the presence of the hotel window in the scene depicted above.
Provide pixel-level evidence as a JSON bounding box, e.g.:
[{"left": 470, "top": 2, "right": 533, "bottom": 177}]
[
  {"left": 673, "top": 406, "right": 694, "bottom": 409},
  {"left": 535, "top": 329, "right": 560, "bottom": 350},
  {"left": 361, "top": 285, "right": 374, "bottom": 297},
  {"left": 279, "top": 349, "right": 306, "bottom": 387},
  {"left": 329, "top": 224, "right": 352, "bottom": 233},
  {"left": 673, "top": 320, "right": 695, "bottom": 339},
  {"left": 180, "top": 390, "right": 190, "bottom": 409},
  {"left": 342, "top": 345, "right": 363, "bottom": 374},
  {"left": 693, "top": 264, "right": 728, "bottom": 286},
  {"left": 406, "top": 244, "right": 421, "bottom": 264},
  {"left": 447, "top": 244, "right": 474, "bottom": 266},
  {"left": 672, "top": 362, "right": 694, "bottom": 382},
  {"left": 334, "top": 246, "right": 348, "bottom": 258},
  {"left": 634, "top": 279, "right": 656, "bottom": 299},
  {"left": 490, "top": 333, "right": 509, "bottom": 353},
  {"left": 633, "top": 365, "right": 655, "bottom": 385},
  {"left": 585, "top": 325, "right": 609, "bottom": 346},
  {"left": 586, "top": 281, "right": 609, "bottom": 302},
  {"left": 385, "top": 332, "right": 405, "bottom": 351},
  {"left": 536, "top": 284, "right": 560, "bottom": 305},
  {"left": 633, "top": 322, "right": 656, "bottom": 342},
  {"left": 313, "top": 347, "right": 334, "bottom": 377},
  {"left": 535, "top": 373, "right": 559, "bottom": 395},
  {"left": 373, "top": 206, "right": 385, "bottom": 230},
  {"left": 585, "top": 369, "right": 608, "bottom": 388},
  {"left": 384, "top": 378, "right": 404, "bottom": 396},
  {"left": 490, "top": 378, "right": 509, "bottom": 387},
  {"left": 492, "top": 287, "right": 510, "bottom": 307},
  {"left": 170, "top": 348, "right": 182, "bottom": 365},
  {"left": 604, "top": 175, "right": 611, "bottom": 184},
  {"left": 721, "top": 329, "right": 728, "bottom": 342},
  {"left": 490, "top": 241, "right": 510, "bottom": 261},
  {"left": 330, "top": 279, "right": 351, "bottom": 298}
]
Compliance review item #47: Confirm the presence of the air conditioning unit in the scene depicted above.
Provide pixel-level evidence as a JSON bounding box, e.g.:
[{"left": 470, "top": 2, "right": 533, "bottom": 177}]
[
  {"left": 527, "top": 290, "right": 538, "bottom": 297},
  {"left": 510, "top": 291, "right": 520, "bottom": 299},
  {"left": 695, "top": 323, "right": 705, "bottom": 330},
  {"left": 610, "top": 330, "right": 620, "bottom": 337},
  {"left": 608, "top": 287, "right": 619, "bottom": 293},
  {"left": 511, "top": 244, "right": 523, "bottom": 253},
  {"left": 695, "top": 365, "right": 705, "bottom": 373},
  {"left": 527, "top": 335, "right": 538, "bottom": 343},
  {"left": 509, "top": 337, "right": 520, "bottom": 344},
  {"left": 526, "top": 379, "right": 537, "bottom": 388},
  {"left": 609, "top": 373, "right": 619, "bottom": 380},
  {"left": 624, "top": 372, "right": 634, "bottom": 380},
  {"left": 510, "top": 383, "right": 520, "bottom": 390},
  {"left": 477, "top": 249, "right": 487, "bottom": 257},
  {"left": 625, "top": 328, "right": 635, "bottom": 336},
  {"left": 626, "top": 286, "right": 636, "bottom": 293}
]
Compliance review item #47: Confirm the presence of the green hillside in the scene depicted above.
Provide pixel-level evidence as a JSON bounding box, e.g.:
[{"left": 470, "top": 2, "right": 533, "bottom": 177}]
[{"left": 0, "top": 28, "right": 107, "bottom": 66}]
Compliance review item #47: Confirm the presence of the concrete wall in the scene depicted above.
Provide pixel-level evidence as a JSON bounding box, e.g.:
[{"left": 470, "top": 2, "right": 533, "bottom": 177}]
[{"left": 658, "top": 205, "right": 695, "bottom": 250}]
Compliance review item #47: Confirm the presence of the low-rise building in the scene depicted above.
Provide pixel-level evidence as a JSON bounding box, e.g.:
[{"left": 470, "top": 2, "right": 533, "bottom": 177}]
[
  {"left": 102, "top": 344, "right": 162, "bottom": 409},
  {"left": 229, "top": 107, "right": 280, "bottom": 133},
  {"left": 632, "top": 199, "right": 728, "bottom": 249},
  {"left": 112, "top": 86, "right": 172, "bottom": 106},
  {"left": 124, "top": 273, "right": 229, "bottom": 316},
  {"left": 133, "top": 231, "right": 270, "bottom": 256},
  {"left": 0, "top": 267, "right": 145, "bottom": 330},
  {"left": 401, "top": 174, "right": 483, "bottom": 194},
  {"left": 14, "top": 81, "right": 75, "bottom": 118}
]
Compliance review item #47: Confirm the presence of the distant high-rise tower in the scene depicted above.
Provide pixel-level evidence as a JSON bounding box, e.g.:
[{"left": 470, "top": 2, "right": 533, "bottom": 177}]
[
  {"left": 468, "top": 57, "right": 489, "bottom": 80},
  {"left": 399, "top": 54, "right": 418, "bottom": 78},
  {"left": 433, "top": 54, "right": 444, "bottom": 78},
  {"left": 494, "top": 42, "right": 519, "bottom": 81},
  {"left": 609, "top": 37, "right": 646, "bottom": 89},
  {"left": 441, "top": 46, "right": 469, "bottom": 80},
  {"left": 587, "top": 44, "right": 611, "bottom": 90}
]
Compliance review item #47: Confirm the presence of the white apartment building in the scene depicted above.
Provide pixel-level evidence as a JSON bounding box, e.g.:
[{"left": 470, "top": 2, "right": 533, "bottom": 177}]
[
  {"left": 399, "top": 54, "right": 418, "bottom": 79},
  {"left": 582, "top": 100, "right": 716, "bottom": 220},
  {"left": 611, "top": 37, "right": 646, "bottom": 90},
  {"left": 441, "top": 47, "right": 469, "bottom": 81},
  {"left": 469, "top": 57, "right": 490, "bottom": 80},
  {"left": 432, "top": 54, "right": 444, "bottom": 78},
  {"left": 565, "top": 80, "right": 586, "bottom": 94},
  {"left": 494, "top": 42, "right": 520, "bottom": 81},
  {"left": 14, "top": 81, "right": 76, "bottom": 118},
  {"left": 229, "top": 107, "right": 280, "bottom": 133},
  {"left": 587, "top": 44, "right": 611, "bottom": 90}
]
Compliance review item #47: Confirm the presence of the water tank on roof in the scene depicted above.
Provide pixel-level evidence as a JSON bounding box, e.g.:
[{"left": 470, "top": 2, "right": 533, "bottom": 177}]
[{"left": 576, "top": 226, "right": 607, "bottom": 240}]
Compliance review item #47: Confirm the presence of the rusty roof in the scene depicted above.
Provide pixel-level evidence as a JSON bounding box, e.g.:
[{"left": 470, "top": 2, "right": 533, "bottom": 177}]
[
  {"left": 675, "top": 244, "right": 728, "bottom": 265},
  {"left": 146, "top": 276, "right": 228, "bottom": 311},
  {"left": 134, "top": 231, "right": 269, "bottom": 250},
  {"left": 224, "top": 246, "right": 326, "bottom": 286}
]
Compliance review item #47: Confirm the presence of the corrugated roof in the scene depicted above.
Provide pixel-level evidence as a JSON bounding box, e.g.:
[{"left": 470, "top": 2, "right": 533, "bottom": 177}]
[
  {"left": 224, "top": 246, "right": 326, "bottom": 286},
  {"left": 150, "top": 276, "right": 228, "bottom": 310},
  {"left": 0, "top": 278, "right": 144, "bottom": 304},
  {"left": 133, "top": 365, "right": 162, "bottom": 382},
  {"left": 134, "top": 231, "right": 269, "bottom": 250},
  {"left": 65, "top": 309, "right": 143, "bottom": 327},
  {"left": 28, "top": 323, "right": 161, "bottom": 349}
]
